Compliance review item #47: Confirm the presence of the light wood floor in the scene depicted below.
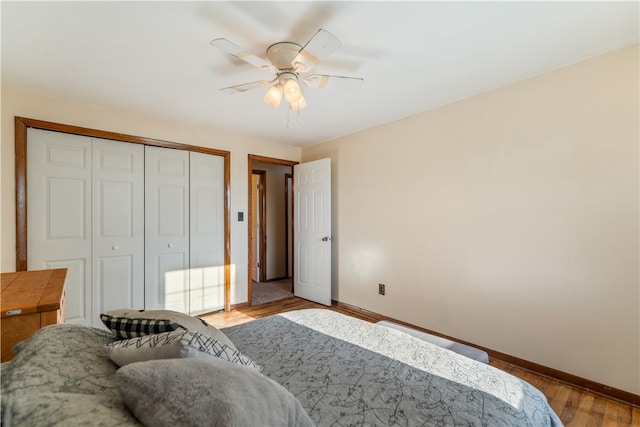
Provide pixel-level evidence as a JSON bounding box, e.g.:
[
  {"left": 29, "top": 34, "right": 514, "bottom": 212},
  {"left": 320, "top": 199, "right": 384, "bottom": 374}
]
[{"left": 201, "top": 297, "right": 640, "bottom": 427}]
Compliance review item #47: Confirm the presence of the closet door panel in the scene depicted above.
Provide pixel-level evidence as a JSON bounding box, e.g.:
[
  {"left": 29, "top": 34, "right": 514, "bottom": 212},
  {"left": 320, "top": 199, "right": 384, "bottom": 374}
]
[
  {"left": 92, "top": 139, "right": 144, "bottom": 326},
  {"left": 97, "top": 256, "right": 134, "bottom": 308},
  {"left": 158, "top": 186, "right": 187, "bottom": 234},
  {"left": 145, "top": 146, "right": 190, "bottom": 312},
  {"left": 157, "top": 252, "right": 190, "bottom": 312},
  {"left": 189, "top": 152, "right": 225, "bottom": 315},
  {"left": 27, "top": 128, "right": 92, "bottom": 325}
]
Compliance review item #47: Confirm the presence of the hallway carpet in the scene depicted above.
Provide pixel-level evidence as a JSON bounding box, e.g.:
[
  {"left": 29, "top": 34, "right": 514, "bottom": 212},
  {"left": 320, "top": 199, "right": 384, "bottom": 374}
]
[{"left": 251, "top": 278, "right": 293, "bottom": 306}]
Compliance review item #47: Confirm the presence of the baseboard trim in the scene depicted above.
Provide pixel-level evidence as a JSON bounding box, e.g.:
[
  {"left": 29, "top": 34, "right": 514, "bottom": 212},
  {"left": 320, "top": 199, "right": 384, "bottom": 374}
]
[
  {"left": 332, "top": 300, "right": 640, "bottom": 407},
  {"left": 229, "top": 301, "right": 249, "bottom": 310},
  {"left": 262, "top": 276, "right": 291, "bottom": 282}
]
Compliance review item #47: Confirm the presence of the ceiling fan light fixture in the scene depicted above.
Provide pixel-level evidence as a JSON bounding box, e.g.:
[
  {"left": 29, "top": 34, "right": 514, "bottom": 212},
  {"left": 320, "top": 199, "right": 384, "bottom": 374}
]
[
  {"left": 263, "top": 83, "right": 283, "bottom": 108},
  {"left": 283, "top": 77, "right": 302, "bottom": 103},
  {"left": 212, "top": 29, "right": 363, "bottom": 114},
  {"left": 290, "top": 94, "right": 307, "bottom": 112}
]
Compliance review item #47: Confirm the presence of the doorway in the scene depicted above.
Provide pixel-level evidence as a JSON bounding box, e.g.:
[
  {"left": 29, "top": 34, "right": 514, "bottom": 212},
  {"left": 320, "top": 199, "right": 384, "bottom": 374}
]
[
  {"left": 251, "top": 170, "right": 266, "bottom": 284},
  {"left": 248, "top": 155, "right": 297, "bottom": 306}
]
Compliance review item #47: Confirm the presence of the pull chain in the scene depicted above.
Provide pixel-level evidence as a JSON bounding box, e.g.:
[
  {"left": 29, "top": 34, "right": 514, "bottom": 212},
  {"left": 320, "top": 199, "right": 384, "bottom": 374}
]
[{"left": 286, "top": 106, "right": 302, "bottom": 128}]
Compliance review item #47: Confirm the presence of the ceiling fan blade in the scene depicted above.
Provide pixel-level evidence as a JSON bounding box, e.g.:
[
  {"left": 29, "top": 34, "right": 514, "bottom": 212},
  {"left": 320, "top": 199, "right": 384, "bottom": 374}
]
[
  {"left": 292, "top": 29, "right": 341, "bottom": 73},
  {"left": 220, "top": 79, "right": 274, "bottom": 94},
  {"left": 211, "top": 38, "right": 276, "bottom": 73},
  {"left": 302, "top": 74, "right": 363, "bottom": 91}
]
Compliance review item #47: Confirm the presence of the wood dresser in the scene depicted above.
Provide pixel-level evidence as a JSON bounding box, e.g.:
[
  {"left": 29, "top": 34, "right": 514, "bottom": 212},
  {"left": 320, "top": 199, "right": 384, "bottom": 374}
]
[{"left": 1, "top": 268, "right": 67, "bottom": 362}]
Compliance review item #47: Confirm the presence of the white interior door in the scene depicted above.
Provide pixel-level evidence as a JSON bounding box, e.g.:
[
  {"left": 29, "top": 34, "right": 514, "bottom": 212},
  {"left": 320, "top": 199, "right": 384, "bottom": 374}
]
[
  {"left": 27, "top": 128, "right": 93, "bottom": 325},
  {"left": 92, "top": 139, "right": 144, "bottom": 325},
  {"left": 293, "top": 158, "right": 332, "bottom": 305},
  {"left": 145, "top": 146, "right": 190, "bottom": 312},
  {"left": 189, "top": 152, "right": 225, "bottom": 315}
]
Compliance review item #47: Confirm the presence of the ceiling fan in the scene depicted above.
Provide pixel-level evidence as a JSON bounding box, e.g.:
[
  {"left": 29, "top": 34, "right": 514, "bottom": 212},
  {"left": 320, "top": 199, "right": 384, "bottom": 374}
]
[{"left": 210, "top": 29, "right": 363, "bottom": 111}]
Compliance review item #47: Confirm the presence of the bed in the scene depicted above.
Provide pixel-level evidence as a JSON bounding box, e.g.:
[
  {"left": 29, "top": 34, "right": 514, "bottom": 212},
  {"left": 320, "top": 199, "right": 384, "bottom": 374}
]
[{"left": 1, "top": 308, "right": 563, "bottom": 426}]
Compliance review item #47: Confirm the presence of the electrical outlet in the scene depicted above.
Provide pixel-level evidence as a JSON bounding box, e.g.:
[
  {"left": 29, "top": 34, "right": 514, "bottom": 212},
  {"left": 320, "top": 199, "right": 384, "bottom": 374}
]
[{"left": 378, "top": 283, "right": 385, "bottom": 295}]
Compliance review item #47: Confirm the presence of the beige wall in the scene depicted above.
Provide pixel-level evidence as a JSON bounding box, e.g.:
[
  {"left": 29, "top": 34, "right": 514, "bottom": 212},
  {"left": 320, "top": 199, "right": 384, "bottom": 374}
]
[
  {"left": 0, "top": 87, "right": 301, "bottom": 305},
  {"left": 303, "top": 45, "right": 639, "bottom": 394}
]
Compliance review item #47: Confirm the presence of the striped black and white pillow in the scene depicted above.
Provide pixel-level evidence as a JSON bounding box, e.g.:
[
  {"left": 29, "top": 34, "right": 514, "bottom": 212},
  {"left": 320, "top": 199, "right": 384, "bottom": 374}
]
[
  {"left": 100, "top": 313, "right": 182, "bottom": 339},
  {"left": 99, "top": 309, "right": 237, "bottom": 350}
]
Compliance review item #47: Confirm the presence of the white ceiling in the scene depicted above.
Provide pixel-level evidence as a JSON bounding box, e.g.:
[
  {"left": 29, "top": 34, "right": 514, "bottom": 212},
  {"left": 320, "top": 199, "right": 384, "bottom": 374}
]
[{"left": 2, "top": 1, "right": 638, "bottom": 148}]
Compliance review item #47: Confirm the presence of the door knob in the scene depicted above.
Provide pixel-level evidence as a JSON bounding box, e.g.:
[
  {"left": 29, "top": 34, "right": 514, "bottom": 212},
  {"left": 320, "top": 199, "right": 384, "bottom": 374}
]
[
  {"left": 168, "top": 243, "right": 174, "bottom": 248},
  {"left": 112, "top": 245, "right": 119, "bottom": 251},
  {"left": 321, "top": 236, "right": 332, "bottom": 242}
]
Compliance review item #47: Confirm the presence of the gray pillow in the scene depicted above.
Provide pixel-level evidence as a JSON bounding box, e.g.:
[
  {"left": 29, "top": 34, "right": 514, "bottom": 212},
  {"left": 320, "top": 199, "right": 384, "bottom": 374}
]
[
  {"left": 105, "top": 330, "right": 260, "bottom": 370},
  {"left": 100, "top": 309, "right": 236, "bottom": 350},
  {"left": 116, "top": 358, "right": 314, "bottom": 427}
]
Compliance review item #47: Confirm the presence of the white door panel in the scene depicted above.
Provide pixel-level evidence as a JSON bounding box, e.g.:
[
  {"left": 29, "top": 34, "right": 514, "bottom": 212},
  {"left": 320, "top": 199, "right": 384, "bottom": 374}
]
[
  {"left": 158, "top": 186, "right": 187, "bottom": 234},
  {"left": 189, "top": 152, "right": 225, "bottom": 315},
  {"left": 46, "top": 178, "right": 86, "bottom": 238},
  {"left": 157, "top": 252, "right": 189, "bottom": 312},
  {"left": 92, "top": 139, "right": 144, "bottom": 326},
  {"left": 294, "top": 158, "right": 332, "bottom": 305},
  {"left": 27, "top": 128, "right": 92, "bottom": 325},
  {"left": 145, "top": 146, "right": 190, "bottom": 312},
  {"left": 97, "top": 255, "right": 134, "bottom": 309},
  {"left": 189, "top": 252, "right": 224, "bottom": 315}
]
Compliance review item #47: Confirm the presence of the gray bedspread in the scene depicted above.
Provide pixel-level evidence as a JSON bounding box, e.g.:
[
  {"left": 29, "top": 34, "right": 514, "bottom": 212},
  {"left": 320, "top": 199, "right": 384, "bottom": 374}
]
[
  {"left": 222, "top": 309, "right": 563, "bottom": 427},
  {"left": 1, "top": 324, "right": 141, "bottom": 426},
  {"left": 1, "top": 308, "right": 562, "bottom": 426}
]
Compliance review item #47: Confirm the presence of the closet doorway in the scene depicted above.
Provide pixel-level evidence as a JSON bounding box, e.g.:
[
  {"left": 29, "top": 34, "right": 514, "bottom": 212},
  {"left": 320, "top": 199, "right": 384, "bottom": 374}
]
[
  {"left": 247, "top": 155, "right": 297, "bottom": 306},
  {"left": 14, "top": 117, "right": 231, "bottom": 326}
]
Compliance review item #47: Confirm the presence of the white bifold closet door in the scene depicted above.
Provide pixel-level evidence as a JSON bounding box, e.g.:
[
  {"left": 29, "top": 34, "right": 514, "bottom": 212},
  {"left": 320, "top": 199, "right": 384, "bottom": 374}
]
[
  {"left": 92, "top": 138, "right": 145, "bottom": 325},
  {"left": 144, "top": 147, "right": 225, "bottom": 315},
  {"left": 188, "top": 152, "right": 225, "bottom": 315},
  {"left": 144, "top": 147, "right": 190, "bottom": 313},
  {"left": 28, "top": 129, "right": 225, "bottom": 326},
  {"left": 27, "top": 129, "right": 144, "bottom": 326}
]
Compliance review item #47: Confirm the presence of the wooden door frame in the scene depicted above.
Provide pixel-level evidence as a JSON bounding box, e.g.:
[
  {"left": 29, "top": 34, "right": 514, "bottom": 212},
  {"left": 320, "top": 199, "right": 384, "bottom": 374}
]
[
  {"left": 285, "top": 173, "right": 293, "bottom": 281},
  {"left": 251, "top": 170, "right": 267, "bottom": 284},
  {"left": 247, "top": 154, "right": 298, "bottom": 306},
  {"left": 14, "top": 116, "right": 233, "bottom": 312}
]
